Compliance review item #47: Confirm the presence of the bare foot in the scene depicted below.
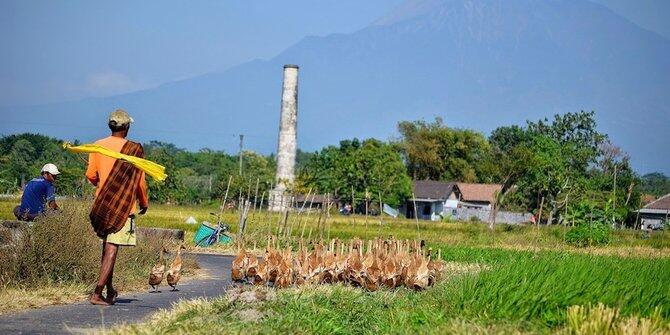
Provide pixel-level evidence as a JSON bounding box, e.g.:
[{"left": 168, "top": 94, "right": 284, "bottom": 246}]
[
  {"left": 89, "top": 294, "right": 111, "bottom": 306},
  {"left": 105, "top": 289, "right": 118, "bottom": 305}
]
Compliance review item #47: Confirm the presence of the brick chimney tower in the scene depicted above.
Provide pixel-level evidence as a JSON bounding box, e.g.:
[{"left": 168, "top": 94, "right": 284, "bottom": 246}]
[{"left": 269, "top": 65, "right": 299, "bottom": 211}]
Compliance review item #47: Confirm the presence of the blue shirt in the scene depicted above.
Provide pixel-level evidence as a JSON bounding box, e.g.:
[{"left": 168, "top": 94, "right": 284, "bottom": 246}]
[{"left": 19, "top": 177, "right": 56, "bottom": 214}]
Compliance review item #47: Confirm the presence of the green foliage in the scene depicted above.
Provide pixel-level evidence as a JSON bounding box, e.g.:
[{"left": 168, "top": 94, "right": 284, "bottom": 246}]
[
  {"left": 0, "top": 109, "right": 648, "bottom": 220},
  {"left": 0, "top": 134, "right": 87, "bottom": 196},
  {"left": 487, "top": 111, "right": 640, "bottom": 227},
  {"left": 525, "top": 111, "right": 606, "bottom": 173},
  {"left": 299, "top": 138, "right": 411, "bottom": 207},
  {"left": 563, "top": 200, "right": 616, "bottom": 247},
  {"left": 143, "top": 141, "right": 275, "bottom": 204},
  {"left": 639, "top": 172, "right": 670, "bottom": 197},
  {"left": 396, "top": 118, "right": 493, "bottom": 182},
  {"left": 0, "top": 135, "right": 278, "bottom": 205},
  {"left": 565, "top": 224, "right": 612, "bottom": 247}
]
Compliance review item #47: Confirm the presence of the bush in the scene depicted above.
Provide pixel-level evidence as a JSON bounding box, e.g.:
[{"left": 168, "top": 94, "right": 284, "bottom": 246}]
[
  {"left": 563, "top": 199, "right": 614, "bottom": 247},
  {"left": 565, "top": 224, "right": 612, "bottom": 247},
  {"left": 0, "top": 202, "right": 171, "bottom": 290}
]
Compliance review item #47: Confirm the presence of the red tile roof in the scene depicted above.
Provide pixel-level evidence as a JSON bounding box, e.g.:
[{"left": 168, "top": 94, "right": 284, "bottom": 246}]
[
  {"left": 643, "top": 193, "right": 670, "bottom": 210},
  {"left": 456, "top": 183, "right": 502, "bottom": 204}
]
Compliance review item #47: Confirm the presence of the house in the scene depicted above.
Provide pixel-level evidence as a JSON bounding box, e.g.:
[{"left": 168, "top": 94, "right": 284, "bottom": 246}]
[
  {"left": 402, "top": 180, "right": 461, "bottom": 221},
  {"left": 294, "top": 193, "right": 338, "bottom": 211},
  {"left": 456, "top": 183, "right": 503, "bottom": 210},
  {"left": 638, "top": 193, "right": 670, "bottom": 229}
]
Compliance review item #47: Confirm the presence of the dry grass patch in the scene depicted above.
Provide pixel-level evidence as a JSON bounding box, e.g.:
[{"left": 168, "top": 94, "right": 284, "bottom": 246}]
[
  {"left": 0, "top": 283, "right": 88, "bottom": 315},
  {"left": 565, "top": 303, "right": 670, "bottom": 335},
  {"left": 0, "top": 201, "right": 194, "bottom": 314}
]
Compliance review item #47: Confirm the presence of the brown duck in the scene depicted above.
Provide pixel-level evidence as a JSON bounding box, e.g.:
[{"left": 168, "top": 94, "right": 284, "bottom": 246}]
[
  {"left": 149, "top": 247, "right": 168, "bottom": 292},
  {"left": 166, "top": 244, "right": 186, "bottom": 291}
]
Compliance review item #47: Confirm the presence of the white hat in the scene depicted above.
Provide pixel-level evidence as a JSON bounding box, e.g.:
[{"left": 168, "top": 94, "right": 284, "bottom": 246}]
[
  {"left": 108, "top": 109, "right": 134, "bottom": 125},
  {"left": 41, "top": 163, "right": 61, "bottom": 175}
]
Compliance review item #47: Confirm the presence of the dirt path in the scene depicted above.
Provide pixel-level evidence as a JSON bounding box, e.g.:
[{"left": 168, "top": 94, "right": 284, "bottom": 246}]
[{"left": 0, "top": 254, "right": 233, "bottom": 334}]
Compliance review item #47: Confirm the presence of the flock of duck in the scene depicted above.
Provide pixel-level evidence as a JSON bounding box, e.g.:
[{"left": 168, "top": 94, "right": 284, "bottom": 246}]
[{"left": 231, "top": 236, "right": 447, "bottom": 291}]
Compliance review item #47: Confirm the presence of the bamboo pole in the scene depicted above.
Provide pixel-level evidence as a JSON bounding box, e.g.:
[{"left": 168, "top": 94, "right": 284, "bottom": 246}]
[
  {"left": 300, "top": 192, "right": 316, "bottom": 239},
  {"left": 411, "top": 192, "right": 422, "bottom": 240},
  {"left": 289, "top": 188, "right": 312, "bottom": 238},
  {"left": 274, "top": 191, "right": 285, "bottom": 235},
  {"left": 378, "top": 190, "right": 384, "bottom": 234},
  {"left": 316, "top": 203, "right": 325, "bottom": 240},
  {"left": 252, "top": 178, "right": 260, "bottom": 214},
  {"left": 364, "top": 188, "right": 369, "bottom": 229},
  {"left": 264, "top": 181, "right": 274, "bottom": 235},
  {"left": 325, "top": 193, "right": 331, "bottom": 241},
  {"left": 351, "top": 185, "right": 357, "bottom": 225},
  {"left": 219, "top": 175, "right": 233, "bottom": 218},
  {"left": 538, "top": 196, "right": 545, "bottom": 227}
]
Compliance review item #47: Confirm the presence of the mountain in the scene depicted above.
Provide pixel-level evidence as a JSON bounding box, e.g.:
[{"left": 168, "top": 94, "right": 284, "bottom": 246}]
[{"left": 2, "top": 0, "right": 669, "bottom": 173}]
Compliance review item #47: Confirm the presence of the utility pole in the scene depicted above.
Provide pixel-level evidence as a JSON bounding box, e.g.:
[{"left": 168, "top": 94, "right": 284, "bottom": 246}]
[
  {"left": 238, "top": 134, "right": 244, "bottom": 176},
  {"left": 613, "top": 164, "right": 617, "bottom": 205},
  {"left": 612, "top": 164, "right": 618, "bottom": 227}
]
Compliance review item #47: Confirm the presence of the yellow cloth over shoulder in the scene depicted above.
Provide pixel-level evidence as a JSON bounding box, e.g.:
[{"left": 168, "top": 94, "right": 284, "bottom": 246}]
[{"left": 63, "top": 142, "right": 167, "bottom": 182}]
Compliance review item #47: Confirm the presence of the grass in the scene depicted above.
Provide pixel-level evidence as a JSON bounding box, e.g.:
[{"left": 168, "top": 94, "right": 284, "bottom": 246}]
[
  {"left": 3, "top": 198, "right": 668, "bottom": 254},
  {"left": 109, "top": 247, "right": 670, "bottom": 334},
  {"left": 2, "top": 198, "right": 669, "bottom": 333}
]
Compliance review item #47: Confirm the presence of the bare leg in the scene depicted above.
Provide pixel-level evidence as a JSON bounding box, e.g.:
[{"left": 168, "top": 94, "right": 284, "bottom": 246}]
[
  {"left": 90, "top": 242, "right": 118, "bottom": 305},
  {"left": 105, "top": 244, "right": 118, "bottom": 304}
]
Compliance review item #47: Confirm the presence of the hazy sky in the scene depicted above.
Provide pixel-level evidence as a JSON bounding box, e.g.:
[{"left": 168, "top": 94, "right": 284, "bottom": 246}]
[
  {"left": 0, "top": 1, "right": 403, "bottom": 106},
  {"left": 1, "top": 0, "right": 669, "bottom": 107}
]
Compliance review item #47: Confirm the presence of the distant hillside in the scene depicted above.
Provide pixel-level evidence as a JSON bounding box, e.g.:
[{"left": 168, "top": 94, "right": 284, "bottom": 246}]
[{"left": 2, "top": 0, "right": 669, "bottom": 173}]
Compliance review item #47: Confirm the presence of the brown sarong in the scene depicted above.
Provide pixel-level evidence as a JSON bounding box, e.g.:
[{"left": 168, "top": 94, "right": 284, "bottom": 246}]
[{"left": 89, "top": 141, "right": 144, "bottom": 238}]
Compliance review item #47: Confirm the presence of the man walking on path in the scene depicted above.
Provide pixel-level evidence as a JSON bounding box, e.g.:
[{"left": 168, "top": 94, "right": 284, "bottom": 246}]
[
  {"left": 86, "top": 109, "right": 149, "bottom": 306},
  {"left": 13, "top": 163, "right": 60, "bottom": 221}
]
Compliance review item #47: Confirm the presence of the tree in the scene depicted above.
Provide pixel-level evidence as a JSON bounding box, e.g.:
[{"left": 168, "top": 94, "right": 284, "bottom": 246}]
[
  {"left": 488, "top": 111, "right": 612, "bottom": 223},
  {"left": 639, "top": 172, "right": 670, "bottom": 197},
  {"left": 396, "top": 118, "right": 492, "bottom": 182},
  {"left": 299, "top": 138, "right": 411, "bottom": 208},
  {"left": 526, "top": 111, "right": 606, "bottom": 173},
  {"left": 8, "top": 139, "right": 37, "bottom": 186}
]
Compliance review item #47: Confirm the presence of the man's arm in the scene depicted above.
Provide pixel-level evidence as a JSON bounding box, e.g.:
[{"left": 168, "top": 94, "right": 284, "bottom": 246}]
[
  {"left": 137, "top": 171, "right": 149, "bottom": 214},
  {"left": 46, "top": 183, "right": 59, "bottom": 210},
  {"left": 85, "top": 153, "right": 99, "bottom": 186}
]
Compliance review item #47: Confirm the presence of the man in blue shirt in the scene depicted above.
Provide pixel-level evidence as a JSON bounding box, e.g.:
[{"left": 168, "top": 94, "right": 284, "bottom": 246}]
[{"left": 13, "top": 163, "right": 61, "bottom": 221}]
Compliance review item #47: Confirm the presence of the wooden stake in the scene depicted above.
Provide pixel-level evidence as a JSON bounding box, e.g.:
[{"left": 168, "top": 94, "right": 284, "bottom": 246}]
[
  {"left": 538, "top": 196, "right": 545, "bottom": 227},
  {"left": 364, "top": 188, "right": 369, "bottom": 229},
  {"left": 300, "top": 192, "right": 316, "bottom": 239},
  {"left": 218, "top": 175, "right": 233, "bottom": 219},
  {"left": 252, "top": 178, "right": 260, "bottom": 214},
  {"left": 378, "top": 191, "right": 384, "bottom": 236},
  {"left": 351, "top": 185, "right": 357, "bottom": 225},
  {"left": 325, "top": 193, "right": 331, "bottom": 241},
  {"left": 412, "top": 192, "right": 420, "bottom": 239}
]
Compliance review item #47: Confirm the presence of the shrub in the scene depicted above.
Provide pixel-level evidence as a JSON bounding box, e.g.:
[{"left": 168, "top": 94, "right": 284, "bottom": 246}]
[
  {"left": 0, "top": 201, "right": 172, "bottom": 290},
  {"left": 566, "top": 224, "right": 612, "bottom": 247},
  {"left": 564, "top": 199, "right": 613, "bottom": 247}
]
